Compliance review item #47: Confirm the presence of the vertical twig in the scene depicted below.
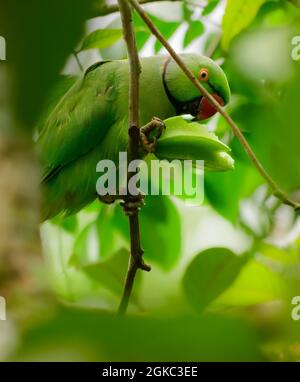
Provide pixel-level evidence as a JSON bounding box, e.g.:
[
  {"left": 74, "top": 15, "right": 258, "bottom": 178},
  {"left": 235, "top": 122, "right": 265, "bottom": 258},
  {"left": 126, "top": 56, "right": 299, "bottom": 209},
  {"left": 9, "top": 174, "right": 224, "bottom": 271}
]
[
  {"left": 117, "top": 0, "right": 150, "bottom": 317},
  {"left": 129, "top": 0, "right": 300, "bottom": 212}
]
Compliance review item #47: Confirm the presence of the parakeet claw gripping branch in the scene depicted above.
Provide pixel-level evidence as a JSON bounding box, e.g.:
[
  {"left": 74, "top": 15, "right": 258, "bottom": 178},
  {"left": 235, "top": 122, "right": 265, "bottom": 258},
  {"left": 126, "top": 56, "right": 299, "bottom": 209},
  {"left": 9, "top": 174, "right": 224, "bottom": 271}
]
[{"left": 140, "top": 117, "right": 166, "bottom": 153}]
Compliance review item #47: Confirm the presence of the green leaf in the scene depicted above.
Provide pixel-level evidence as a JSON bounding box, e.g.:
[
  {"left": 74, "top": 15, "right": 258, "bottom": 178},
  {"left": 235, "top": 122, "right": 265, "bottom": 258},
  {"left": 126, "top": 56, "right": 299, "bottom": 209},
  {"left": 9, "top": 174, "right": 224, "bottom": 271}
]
[
  {"left": 226, "top": 71, "right": 300, "bottom": 191},
  {"left": 96, "top": 205, "right": 128, "bottom": 259},
  {"left": 222, "top": 0, "right": 267, "bottom": 51},
  {"left": 135, "top": 30, "right": 151, "bottom": 50},
  {"left": 83, "top": 200, "right": 102, "bottom": 214},
  {"left": 70, "top": 222, "right": 99, "bottom": 266},
  {"left": 14, "top": 309, "right": 262, "bottom": 361},
  {"left": 134, "top": 12, "right": 151, "bottom": 50},
  {"left": 149, "top": 15, "right": 180, "bottom": 53},
  {"left": 82, "top": 248, "right": 141, "bottom": 299},
  {"left": 70, "top": 227, "right": 138, "bottom": 299},
  {"left": 183, "top": 248, "right": 248, "bottom": 313},
  {"left": 79, "top": 29, "right": 123, "bottom": 51},
  {"left": 51, "top": 215, "right": 78, "bottom": 233},
  {"left": 140, "top": 197, "right": 181, "bottom": 270},
  {"left": 183, "top": 2, "right": 193, "bottom": 21},
  {"left": 183, "top": 21, "right": 205, "bottom": 47},
  {"left": 0, "top": 0, "right": 94, "bottom": 127},
  {"left": 205, "top": 162, "right": 262, "bottom": 223},
  {"left": 202, "top": 0, "right": 221, "bottom": 16},
  {"left": 89, "top": 197, "right": 181, "bottom": 271},
  {"left": 112, "top": 197, "right": 182, "bottom": 270},
  {"left": 218, "top": 259, "right": 287, "bottom": 307}
]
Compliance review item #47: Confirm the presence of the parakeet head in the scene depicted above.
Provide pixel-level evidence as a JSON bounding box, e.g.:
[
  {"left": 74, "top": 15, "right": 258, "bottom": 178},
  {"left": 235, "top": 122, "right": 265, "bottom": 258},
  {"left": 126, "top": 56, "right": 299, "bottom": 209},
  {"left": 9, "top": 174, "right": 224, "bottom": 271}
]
[{"left": 163, "top": 54, "right": 230, "bottom": 120}]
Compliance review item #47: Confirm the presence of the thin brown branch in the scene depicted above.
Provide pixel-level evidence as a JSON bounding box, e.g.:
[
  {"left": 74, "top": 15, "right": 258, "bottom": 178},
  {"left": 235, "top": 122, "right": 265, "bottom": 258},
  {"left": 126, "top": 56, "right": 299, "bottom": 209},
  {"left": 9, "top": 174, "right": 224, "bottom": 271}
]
[
  {"left": 90, "top": 0, "right": 180, "bottom": 18},
  {"left": 117, "top": 0, "right": 150, "bottom": 317},
  {"left": 129, "top": 0, "right": 300, "bottom": 212}
]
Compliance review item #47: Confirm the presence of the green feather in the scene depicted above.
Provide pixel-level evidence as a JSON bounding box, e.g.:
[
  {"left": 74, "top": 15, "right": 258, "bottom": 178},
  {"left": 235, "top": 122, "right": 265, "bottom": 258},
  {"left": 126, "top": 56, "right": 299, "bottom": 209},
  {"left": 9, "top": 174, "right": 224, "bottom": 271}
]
[{"left": 36, "top": 54, "right": 230, "bottom": 220}]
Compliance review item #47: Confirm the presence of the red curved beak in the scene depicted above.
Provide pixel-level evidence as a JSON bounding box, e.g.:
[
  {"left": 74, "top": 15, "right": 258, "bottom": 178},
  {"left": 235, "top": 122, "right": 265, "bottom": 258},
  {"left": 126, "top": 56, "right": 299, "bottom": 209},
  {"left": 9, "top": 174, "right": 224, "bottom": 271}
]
[{"left": 197, "top": 93, "right": 225, "bottom": 120}]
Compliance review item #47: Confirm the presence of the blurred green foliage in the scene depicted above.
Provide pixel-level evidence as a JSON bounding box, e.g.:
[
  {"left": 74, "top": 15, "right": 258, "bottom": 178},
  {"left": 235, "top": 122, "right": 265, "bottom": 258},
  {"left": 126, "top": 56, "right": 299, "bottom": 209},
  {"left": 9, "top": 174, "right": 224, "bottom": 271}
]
[
  {"left": 2, "top": 0, "right": 300, "bottom": 362},
  {"left": 13, "top": 308, "right": 262, "bottom": 361},
  {"left": 0, "top": 0, "right": 94, "bottom": 127},
  {"left": 183, "top": 248, "right": 249, "bottom": 313}
]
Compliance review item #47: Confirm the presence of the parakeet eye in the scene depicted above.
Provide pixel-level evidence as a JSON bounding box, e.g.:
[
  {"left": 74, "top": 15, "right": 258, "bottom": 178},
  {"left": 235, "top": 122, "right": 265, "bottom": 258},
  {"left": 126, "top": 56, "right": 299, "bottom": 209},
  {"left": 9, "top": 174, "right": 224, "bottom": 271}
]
[{"left": 199, "top": 68, "right": 209, "bottom": 82}]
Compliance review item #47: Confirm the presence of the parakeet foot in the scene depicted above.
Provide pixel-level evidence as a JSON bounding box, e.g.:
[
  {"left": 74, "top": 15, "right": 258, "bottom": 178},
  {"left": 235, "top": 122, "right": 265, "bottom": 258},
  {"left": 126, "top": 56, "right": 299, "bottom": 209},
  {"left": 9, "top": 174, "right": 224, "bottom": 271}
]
[
  {"left": 98, "top": 193, "right": 145, "bottom": 216},
  {"left": 97, "top": 194, "right": 119, "bottom": 205},
  {"left": 120, "top": 195, "right": 145, "bottom": 217},
  {"left": 140, "top": 117, "right": 166, "bottom": 153}
]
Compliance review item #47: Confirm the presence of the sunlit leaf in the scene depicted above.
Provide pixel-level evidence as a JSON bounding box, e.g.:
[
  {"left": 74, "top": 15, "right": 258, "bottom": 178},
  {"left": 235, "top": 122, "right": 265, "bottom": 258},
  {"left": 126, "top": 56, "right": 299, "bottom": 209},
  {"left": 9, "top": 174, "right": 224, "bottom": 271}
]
[
  {"left": 51, "top": 215, "right": 78, "bottom": 233},
  {"left": 70, "top": 222, "right": 99, "bottom": 266},
  {"left": 227, "top": 72, "right": 300, "bottom": 191},
  {"left": 205, "top": 162, "right": 262, "bottom": 223},
  {"left": 222, "top": 0, "right": 267, "bottom": 51},
  {"left": 183, "top": 2, "right": 193, "bottom": 21},
  {"left": 183, "top": 21, "right": 205, "bottom": 47},
  {"left": 218, "top": 259, "right": 287, "bottom": 306},
  {"left": 84, "top": 200, "right": 102, "bottom": 214},
  {"left": 79, "top": 29, "right": 123, "bottom": 51},
  {"left": 82, "top": 248, "right": 141, "bottom": 299},
  {"left": 203, "top": 0, "right": 221, "bottom": 16},
  {"left": 111, "top": 197, "right": 182, "bottom": 270},
  {"left": 134, "top": 12, "right": 151, "bottom": 50},
  {"left": 96, "top": 205, "right": 128, "bottom": 259},
  {"left": 150, "top": 15, "right": 180, "bottom": 53},
  {"left": 140, "top": 197, "right": 181, "bottom": 270},
  {"left": 183, "top": 248, "right": 248, "bottom": 313}
]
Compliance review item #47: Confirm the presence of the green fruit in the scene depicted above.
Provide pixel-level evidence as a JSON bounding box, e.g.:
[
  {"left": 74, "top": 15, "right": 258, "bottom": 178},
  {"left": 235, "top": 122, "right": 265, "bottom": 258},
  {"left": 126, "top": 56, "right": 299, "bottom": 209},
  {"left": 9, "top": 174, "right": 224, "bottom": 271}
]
[{"left": 155, "top": 116, "right": 234, "bottom": 172}]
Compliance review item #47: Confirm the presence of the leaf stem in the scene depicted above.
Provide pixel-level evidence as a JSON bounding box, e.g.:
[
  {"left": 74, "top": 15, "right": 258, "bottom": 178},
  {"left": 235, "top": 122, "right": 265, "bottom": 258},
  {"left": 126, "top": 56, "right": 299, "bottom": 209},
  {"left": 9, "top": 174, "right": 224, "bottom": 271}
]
[{"left": 129, "top": 0, "right": 300, "bottom": 212}]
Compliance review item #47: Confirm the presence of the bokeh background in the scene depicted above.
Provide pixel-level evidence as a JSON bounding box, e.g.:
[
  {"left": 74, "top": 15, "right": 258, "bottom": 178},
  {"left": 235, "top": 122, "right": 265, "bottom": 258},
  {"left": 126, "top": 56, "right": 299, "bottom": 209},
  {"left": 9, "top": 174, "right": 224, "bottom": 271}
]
[{"left": 0, "top": 0, "right": 300, "bottom": 361}]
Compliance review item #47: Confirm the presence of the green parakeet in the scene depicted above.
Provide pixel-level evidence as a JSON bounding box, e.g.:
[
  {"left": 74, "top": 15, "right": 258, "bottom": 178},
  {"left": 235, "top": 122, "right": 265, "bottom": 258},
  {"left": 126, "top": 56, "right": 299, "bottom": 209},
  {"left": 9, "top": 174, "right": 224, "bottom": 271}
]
[{"left": 37, "top": 54, "right": 230, "bottom": 220}]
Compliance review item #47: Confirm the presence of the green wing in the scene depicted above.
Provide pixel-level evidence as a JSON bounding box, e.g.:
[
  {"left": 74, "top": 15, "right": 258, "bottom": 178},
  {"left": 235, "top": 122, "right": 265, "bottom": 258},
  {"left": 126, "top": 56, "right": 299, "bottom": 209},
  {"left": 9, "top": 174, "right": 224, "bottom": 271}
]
[{"left": 36, "top": 61, "right": 118, "bottom": 182}]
